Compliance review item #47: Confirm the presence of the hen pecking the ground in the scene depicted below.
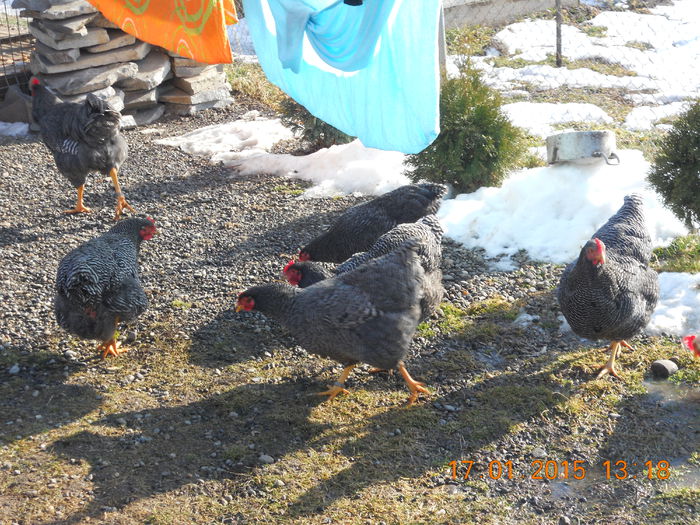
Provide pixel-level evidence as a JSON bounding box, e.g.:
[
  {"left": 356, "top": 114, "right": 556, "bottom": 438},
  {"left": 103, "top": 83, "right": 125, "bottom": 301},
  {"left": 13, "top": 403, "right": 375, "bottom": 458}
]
[
  {"left": 239, "top": 241, "right": 430, "bottom": 405},
  {"left": 55, "top": 217, "right": 157, "bottom": 359},
  {"left": 30, "top": 77, "right": 135, "bottom": 220},
  {"left": 299, "top": 183, "right": 446, "bottom": 263},
  {"left": 285, "top": 214, "right": 445, "bottom": 322},
  {"left": 557, "top": 194, "right": 659, "bottom": 378}
]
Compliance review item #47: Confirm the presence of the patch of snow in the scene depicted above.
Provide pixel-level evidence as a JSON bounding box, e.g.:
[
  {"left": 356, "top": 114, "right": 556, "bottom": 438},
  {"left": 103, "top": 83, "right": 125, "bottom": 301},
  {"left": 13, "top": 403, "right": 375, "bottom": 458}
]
[
  {"left": 647, "top": 273, "right": 700, "bottom": 337},
  {"left": 155, "top": 112, "right": 294, "bottom": 160},
  {"left": 437, "top": 149, "right": 687, "bottom": 265},
  {"left": 502, "top": 102, "right": 613, "bottom": 138},
  {"left": 228, "top": 140, "right": 410, "bottom": 198},
  {"left": 0, "top": 121, "right": 29, "bottom": 137},
  {"left": 624, "top": 101, "right": 690, "bottom": 131}
]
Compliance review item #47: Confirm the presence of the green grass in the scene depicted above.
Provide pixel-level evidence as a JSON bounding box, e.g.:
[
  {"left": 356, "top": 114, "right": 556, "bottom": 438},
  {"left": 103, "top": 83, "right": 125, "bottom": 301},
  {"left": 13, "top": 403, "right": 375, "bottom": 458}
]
[
  {"left": 626, "top": 40, "right": 654, "bottom": 51},
  {"left": 583, "top": 25, "right": 607, "bottom": 38},
  {"left": 170, "top": 299, "right": 193, "bottom": 309},
  {"left": 652, "top": 235, "right": 700, "bottom": 273},
  {"left": 446, "top": 25, "right": 495, "bottom": 56},
  {"left": 225, "top": 62, "right": 287, "bottom": 111},
  {"left": 491, "top": 54, "right": 636, "bottom": 78},
  {"left": 272, "top": 184, "right": 304, "bottom": 196}
]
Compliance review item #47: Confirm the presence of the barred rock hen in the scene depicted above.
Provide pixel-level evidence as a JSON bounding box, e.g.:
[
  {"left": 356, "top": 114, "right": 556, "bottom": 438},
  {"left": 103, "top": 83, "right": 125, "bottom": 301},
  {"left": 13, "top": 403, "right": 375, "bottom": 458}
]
[
  {"left": 55, "top": 217, "right": 156, "bottom": 359},
  {"left": 238, "top": 242, "right": 429, "bottom": 405},
  {"left": 286, "top": 215, "right": 445, "bottom": 321},
  {"left": 299, "top": 183, "right": 446, "bottom": 263},
  {"left": 30, "top": 77, "right": 134, "bottom": 219},
  {"left": 683, "top": 335, "right": 700, "bottom": 358},
  {"left": 557, "top": 195, "right": 659, "bottom": 378}
]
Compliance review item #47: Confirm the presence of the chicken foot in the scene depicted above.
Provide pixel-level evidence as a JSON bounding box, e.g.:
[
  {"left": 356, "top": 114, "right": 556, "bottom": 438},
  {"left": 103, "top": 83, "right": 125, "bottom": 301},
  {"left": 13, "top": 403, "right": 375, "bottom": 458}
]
[
  {"left": 596, "top": 340, "right": 625, "bottom": 379},
  {"left": 316, "top": 364, "right": 355, "bottom": 401},
  {"left": 64, "top": 185, "right": 92, "bottom": 214},
  {"left": 110, "top": 167, "right": 135, "bottom": 220},
  {"left": 97, "top": 338, "right": 127, "bottom": 359},
  {"left": 368, "top": 367, "right": 394, "bottom": 375},
  {"left": 398, "top": 362, "right": 429, "bottom": 406}
]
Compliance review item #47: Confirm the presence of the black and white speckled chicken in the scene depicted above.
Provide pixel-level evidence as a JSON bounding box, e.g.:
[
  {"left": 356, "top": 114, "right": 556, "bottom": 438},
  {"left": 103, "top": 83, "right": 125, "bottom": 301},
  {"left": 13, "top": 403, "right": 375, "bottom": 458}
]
[
  {"left": 30, "top": 77, "right": 134, "bottom": 219},
  {"left": 299, "top": 183, "right": 446, "bottom": 263},
  {"left": 238, "top": 241, "right": 429, "bottom": 405},
  {"left": 557, "top": 195, "right": 659, "bottom": 378},
  {"left": 55, "top": 217, "right": 157, "bottom": 359},
  {"left": 285, "top": 215, "right": 445, "bottom": 322}
]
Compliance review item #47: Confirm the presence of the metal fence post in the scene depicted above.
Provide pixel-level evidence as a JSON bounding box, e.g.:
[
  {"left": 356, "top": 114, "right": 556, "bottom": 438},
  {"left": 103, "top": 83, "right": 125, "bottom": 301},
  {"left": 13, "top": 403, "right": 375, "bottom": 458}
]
[{"left": 555, "top": 0, "right": 562, "bottom": 67}]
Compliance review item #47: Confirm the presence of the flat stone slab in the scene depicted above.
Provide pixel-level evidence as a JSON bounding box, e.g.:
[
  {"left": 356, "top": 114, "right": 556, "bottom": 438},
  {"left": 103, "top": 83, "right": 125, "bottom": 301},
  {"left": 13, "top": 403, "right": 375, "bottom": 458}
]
[
  {"left": 61, "top": 85, "right": 117, "bottom": 102},
  {"left": 42, "top": 61, "right": 138, "bottom": 96},
  {"left": 33, "top": 19, "right": 87, "bottom": 41},
  {"left": 40, "top": 0, "right": 98, "bottom": 21},
  {"left": 29, "top": 21, "right": 108, "bottom": 50},
  {"left": 63, "top": 88, "right": 124, "bottom": 112},
  {"left": 172, "top": 63, "right": 224, "bottom": 78},
  {"left": 171, "top": 57, "right": 210, "bottom": 68},
  {"left": 91, "top": 14, "right": 119, "bottom": 29},
  {"left": 121, "top": 104, "right": 165, "bottom": 128},
  {"left": 172, "top": 71, "right": 227, "bottom": 95},
  {"left": 123, "top": 88, "right": 158, "bottom": 110},
  {"left": 159, "top": 85, "right": 230, "bottom": 105},
  {"left": 32, "top": 41, "right": 151, "bottom": 74},
  {"left": 35, "top": 41, "right": 80, "bottom": 64},
  {"left": 116, "top": 50, "right": 171, "bottom": 91},
  {"left": 85, "top": 30, "right": 136, "bottom": 53},
  {"left": 164, "top": 97, "right": 233, "bottom": 116},
  {"left": 39, "top": 12, "right": 96, "bottom": 37}
]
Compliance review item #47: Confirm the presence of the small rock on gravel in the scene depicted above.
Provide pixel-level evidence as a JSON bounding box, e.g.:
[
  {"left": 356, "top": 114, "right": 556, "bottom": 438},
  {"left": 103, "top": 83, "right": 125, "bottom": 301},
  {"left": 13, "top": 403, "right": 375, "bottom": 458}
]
[
  {"left": 8, "top": 364, "right": 20, "bottom": 375},
  {"left": 259, "top": 454, "right": 274, "bottom": 464},
  {"left": 650, "top": 359, "right": 678, "bottom": 379}
]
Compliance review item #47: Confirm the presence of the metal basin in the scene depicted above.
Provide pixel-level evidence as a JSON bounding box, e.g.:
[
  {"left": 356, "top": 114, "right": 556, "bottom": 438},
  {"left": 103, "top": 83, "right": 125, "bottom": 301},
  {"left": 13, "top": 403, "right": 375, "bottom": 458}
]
[{"left": 546, "top": 130, "right": 619, "bottom": 165}]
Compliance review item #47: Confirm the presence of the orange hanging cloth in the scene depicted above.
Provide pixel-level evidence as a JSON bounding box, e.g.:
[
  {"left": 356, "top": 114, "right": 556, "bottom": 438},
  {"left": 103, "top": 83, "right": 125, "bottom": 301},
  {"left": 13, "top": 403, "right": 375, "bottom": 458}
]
[{"left": 86, "top": 0, "right": 236, "bottom": 64}]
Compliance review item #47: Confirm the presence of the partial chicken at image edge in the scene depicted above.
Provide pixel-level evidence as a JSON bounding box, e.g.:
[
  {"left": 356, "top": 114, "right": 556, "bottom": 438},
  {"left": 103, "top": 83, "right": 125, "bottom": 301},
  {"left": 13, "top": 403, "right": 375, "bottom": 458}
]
[
  {"left": 55, "top": 217, "right": 157, "bottom": 359},
  {"left": 557, "top": 194, "right": 660, "bottom": 379},
  {"left": 237, "top": 241, "right": 430, "bottom": 406},
  {"left": 30, "top": 77, "right": 135, "bottom": 220}
]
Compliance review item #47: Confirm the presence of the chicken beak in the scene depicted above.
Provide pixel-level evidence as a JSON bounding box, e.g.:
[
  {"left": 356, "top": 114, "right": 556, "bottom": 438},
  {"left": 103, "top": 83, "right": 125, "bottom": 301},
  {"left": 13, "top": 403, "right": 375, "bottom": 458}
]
[{"left": 235, "top": 304, "right": 244, "bottom": 312}]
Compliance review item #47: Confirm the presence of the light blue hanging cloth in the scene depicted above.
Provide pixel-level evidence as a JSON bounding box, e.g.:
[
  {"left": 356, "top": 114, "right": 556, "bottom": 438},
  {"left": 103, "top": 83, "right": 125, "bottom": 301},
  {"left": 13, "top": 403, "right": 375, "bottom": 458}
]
[{"left": 242, "top": 0, "right": 441, "bottom": 154}]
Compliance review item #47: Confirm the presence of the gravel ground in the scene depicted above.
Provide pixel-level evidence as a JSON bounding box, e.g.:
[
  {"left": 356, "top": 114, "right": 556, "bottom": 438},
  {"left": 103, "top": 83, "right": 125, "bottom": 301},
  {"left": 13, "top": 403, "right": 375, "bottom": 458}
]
[{"left": 0, "top": 101, "right": 697, "bottom": 525}]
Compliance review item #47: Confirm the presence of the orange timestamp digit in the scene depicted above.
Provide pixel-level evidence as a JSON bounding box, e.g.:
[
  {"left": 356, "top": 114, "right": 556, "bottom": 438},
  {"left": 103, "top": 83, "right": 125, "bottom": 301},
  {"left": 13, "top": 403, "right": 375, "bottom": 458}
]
[
  {"left": 449, "top": 460, "right": 515, "bottom": 480},
  {"left": 531, "top": 460, "right": 587, "bottom": 480},
  {"left": 602, "top": 460, "right": 671, "bottom": 480}
]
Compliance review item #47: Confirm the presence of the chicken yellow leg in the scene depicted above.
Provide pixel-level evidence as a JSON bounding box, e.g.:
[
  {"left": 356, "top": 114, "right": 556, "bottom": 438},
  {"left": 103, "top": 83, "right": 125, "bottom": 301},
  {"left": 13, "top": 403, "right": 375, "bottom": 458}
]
[
  {"left": 64, "top": 185, "right": 92, "bottom": 214},
  {"left": 596, "top": 341, "right": 623, "bottom": 379},
  {"left": 316, "top": 364, "right": 355, "bottom": 401},
  {"left": 110, "top": 167, "right": 135, "bottom": 220},
  {"left": 398, "top": 362, "right": 429, "bottom": 406},
  {"left": 97, "top": 338, "right": 126, "bottom": 359}
]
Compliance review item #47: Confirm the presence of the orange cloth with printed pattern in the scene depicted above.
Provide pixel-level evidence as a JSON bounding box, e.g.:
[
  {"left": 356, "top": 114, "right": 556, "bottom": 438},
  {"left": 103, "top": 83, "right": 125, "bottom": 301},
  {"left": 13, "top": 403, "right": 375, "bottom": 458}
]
[{"left": 86, "top": 0, "right": 236, "bottom": 64}]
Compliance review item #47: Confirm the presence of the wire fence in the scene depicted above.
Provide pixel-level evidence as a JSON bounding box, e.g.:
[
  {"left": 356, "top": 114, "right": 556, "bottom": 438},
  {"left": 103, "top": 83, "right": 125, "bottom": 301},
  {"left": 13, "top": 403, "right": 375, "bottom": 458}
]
[{"left": 0, "top": 0, "right": 32, "bottom": 99}]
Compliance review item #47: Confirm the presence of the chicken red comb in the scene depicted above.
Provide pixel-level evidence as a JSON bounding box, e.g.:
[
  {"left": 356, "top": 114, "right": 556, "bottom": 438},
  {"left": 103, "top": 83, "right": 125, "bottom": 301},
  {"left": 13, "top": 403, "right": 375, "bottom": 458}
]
[
  {"left": 283, "top": 259, "right": 296, "bottom": 275},
  {"left": 594, "top": 238, "right": 604, "bottom": 252},
  {"left": 146, "top": 216, "right": 155, "bottom": 224},
  {"left": 31, "top": 77, "right": 40, "bottom": 86},
  {"left": 682, "top": 335, "right": 699, "bottom": 357}
]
